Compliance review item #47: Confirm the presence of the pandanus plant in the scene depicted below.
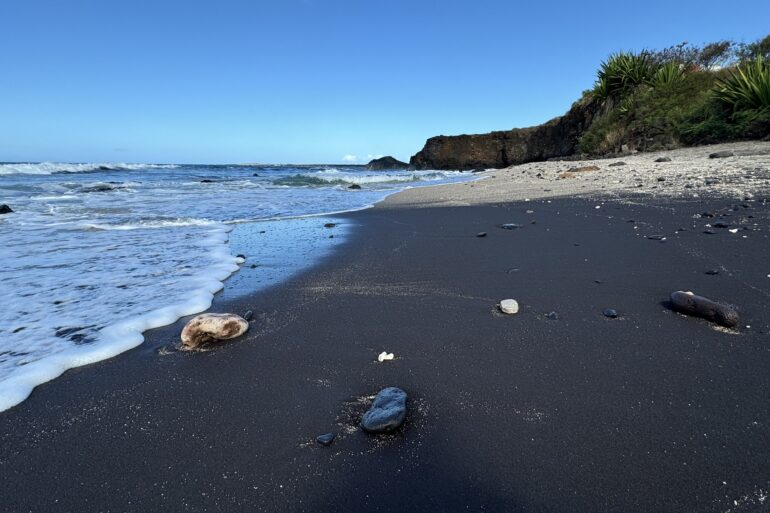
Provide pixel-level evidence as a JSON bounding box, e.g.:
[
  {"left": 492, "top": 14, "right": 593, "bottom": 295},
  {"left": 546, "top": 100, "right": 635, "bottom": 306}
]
[{"left": 713, "top": 56, "right": 770, "bottom": 111}]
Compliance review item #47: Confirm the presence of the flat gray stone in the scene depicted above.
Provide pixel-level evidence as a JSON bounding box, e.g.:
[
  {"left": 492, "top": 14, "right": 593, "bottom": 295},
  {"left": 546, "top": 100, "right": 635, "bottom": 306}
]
[{"left": 361, "top": 387, "right": 407, "bottom": 433}]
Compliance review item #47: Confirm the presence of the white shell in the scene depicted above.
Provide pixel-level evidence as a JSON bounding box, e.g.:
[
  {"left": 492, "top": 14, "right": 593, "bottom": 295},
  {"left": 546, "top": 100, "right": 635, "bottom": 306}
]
[{"left": 378, "top": 351, "right": 395, "bottom": 362}]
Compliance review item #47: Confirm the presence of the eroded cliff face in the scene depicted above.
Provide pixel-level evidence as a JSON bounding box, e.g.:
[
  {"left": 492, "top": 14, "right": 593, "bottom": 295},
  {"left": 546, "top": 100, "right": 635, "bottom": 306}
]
[{"left": 409, "top": 97, "right": 602, "bottom": 170}]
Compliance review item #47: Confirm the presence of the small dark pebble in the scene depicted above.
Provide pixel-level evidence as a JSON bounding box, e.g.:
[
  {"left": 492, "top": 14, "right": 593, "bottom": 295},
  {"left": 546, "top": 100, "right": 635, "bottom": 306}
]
[
  {"left": 324, "top": 223, "right": 336, "bottom": 228},
  {"left": 476, "top": 232, "right": 487, "bottom": 237},
  {"left": 0, "top": 204, "right": 13, "bottom": 214},
  {"left": 500, "top": 223, "right": 522, "bottom": 230},
  {"left": 243, "top": 310, "right": 253, "bottom": 321},
  {"left": 655, "top": 157, "right": 672, "bottom": 163},
  {"left": 701, "top": 212, "right": 714, "bottom": 218},
  {"left": 609, "top": 161, "right": 626, "bottom": 167},
  {"left": 316, "top": 433, "right": 335, "bottom": 446},
  {"left": 236, "top": 254, "right": 246, "bottom": 259},
  {"left": 656, "top": 177, "right": 666, "bottom": 182},
  {"left": 603, "top": 309, "right": 619, "bottom": 318},
  {"left": 200, "top": 179, "right": 215, "bottom": 183},
  {"left": 546, "top": 311, "right": 559, "bottom": 320},
  {"left": 709, "top": 151, "right": 734, "bottom": 159},
  {"left": 712, "top": 222, "right": 729, "bottom": 228},
  {"left": 647, "top": 235, "right": 666, "bottom": 241},
  {"left": 252, "top": 173, "right": 260, "bottom": 177},
  {"left": 703, "top": 230, "right": 716, "bottom": 235},
  {"left": 250, "top": 264, "right": 257, "bottom": 269},
  {"left": 705, "top": 269, "right": 720, "bottom": 275}
]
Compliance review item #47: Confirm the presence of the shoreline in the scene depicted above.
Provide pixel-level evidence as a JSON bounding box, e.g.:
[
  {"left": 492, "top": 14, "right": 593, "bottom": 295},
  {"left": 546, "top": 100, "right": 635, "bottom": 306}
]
[{"left": 2, "top": 142, "right": 770, "bottom": 512}]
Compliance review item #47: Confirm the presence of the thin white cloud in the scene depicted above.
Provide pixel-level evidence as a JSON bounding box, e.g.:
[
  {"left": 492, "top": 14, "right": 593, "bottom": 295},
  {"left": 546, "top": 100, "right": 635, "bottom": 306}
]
[{"left": 342, "top": 154, "right": 357, "bottom": 162}]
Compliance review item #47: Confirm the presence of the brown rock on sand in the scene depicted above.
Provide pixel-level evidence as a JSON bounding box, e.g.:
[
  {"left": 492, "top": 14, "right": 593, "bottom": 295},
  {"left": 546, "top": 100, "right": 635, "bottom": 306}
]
[{"left": 180, "top": 313, "right": 249, "bottom": 350}]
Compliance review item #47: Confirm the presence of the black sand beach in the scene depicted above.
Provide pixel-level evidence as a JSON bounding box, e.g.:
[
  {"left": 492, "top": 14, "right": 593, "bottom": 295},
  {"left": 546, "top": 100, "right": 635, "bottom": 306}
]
[{"left": 2, "top": 193, "right": 770, "bottom": 512}]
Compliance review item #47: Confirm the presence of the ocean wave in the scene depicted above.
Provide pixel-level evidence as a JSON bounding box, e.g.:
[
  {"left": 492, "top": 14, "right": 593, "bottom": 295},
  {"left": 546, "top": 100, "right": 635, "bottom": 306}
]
[
  {"left": 0, "top": 162, "right": 180, "bottom": 176},
  {"left": 272, "top": 169, "right": 466, "bottom": 187}
]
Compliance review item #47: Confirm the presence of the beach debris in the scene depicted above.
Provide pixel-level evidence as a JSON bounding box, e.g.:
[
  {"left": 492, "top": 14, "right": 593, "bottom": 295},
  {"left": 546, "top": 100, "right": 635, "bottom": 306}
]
[
  {"left": 324, "top": 223, "right": 337, "bottom": 228},
  {"left": 546, "top": 311, "right": 559, "bottom": 320},
  {"left": 377, "top": 351, "right": 394, "bottom": 362},
  {"left": 609, "top": 161, "right": 627, "bottom": 167},
  {"left": 316, "top": 433, "right": 335, "bottom": 446},
  {"left": 499, "top": 223, "right": 522, "bottom": 230},
  {"left": 476, "top": 232, "right": 487, "bottom": 237},
  {"left": 729, "top": 228, "right": 739, "bottom": 234},
  {"left": 180, "top": 313, "right": 249, "bottom": 350},
  {"left": 603, "top": 308, "right": 619, "bottom": 319},
  {"left": 657, "top": 177, "right": 666, "bottom": 182},
  {"left": 669, "top": 291, "right": 739, "bottom": 328},
  {"left": 499, "top": 299, "right": 519, "bottom": 314},
  {"left": 647, "top": 235, "right": 666, "bottom": 241},
  {"left": 654, "top": 157, "right": 672, "bottom": 162},
  {"left": 348, "top": 184, "right": 362, "bottom": 190},
  {"left": 709, "top": 151, "right": 734, "bottom": 159},
  {"left": 705, "top": 269, "right": 720, "bottom": 275},
  {"left": 0, "top": 204, "right": 13, "bottom": 214},
  {"left": 361, "top": 387, "right": 407, "bottom": 434},
  {"left": 713, "top": 222, "right": 730, "bottom": 228},
  {"left": 243, "top": 310, "right": 254, "bottom": 321}
]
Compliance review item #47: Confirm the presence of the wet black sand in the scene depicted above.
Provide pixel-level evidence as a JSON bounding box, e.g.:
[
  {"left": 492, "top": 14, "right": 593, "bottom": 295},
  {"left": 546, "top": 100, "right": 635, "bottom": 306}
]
[{"left": 2, "top": 194, "right": 770, "bottom": 512}]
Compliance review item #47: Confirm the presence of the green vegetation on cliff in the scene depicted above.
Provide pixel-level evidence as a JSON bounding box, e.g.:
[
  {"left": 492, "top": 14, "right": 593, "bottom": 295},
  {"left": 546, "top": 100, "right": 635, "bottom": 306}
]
[{"left": 578, "top": 36, "right": 770, "bottom": 155}]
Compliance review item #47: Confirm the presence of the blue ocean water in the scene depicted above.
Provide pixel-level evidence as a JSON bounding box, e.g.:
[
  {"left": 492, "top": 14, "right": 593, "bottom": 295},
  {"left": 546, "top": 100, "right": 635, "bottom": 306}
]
[{"left": 0, "top": 162, "right": 472, "bottom": 410}]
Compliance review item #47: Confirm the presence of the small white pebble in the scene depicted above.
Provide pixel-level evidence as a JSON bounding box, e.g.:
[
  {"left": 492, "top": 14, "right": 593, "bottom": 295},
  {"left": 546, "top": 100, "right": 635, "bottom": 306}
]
[
  {"left": 377, "top": 351, "right": 394, "bottom": 362},
  {"left": 729, "top": 228, "right": 739, "bottom": 234},
  {"left": 595, "top": 205, "right": 601, "bottom": 209},
  {"left": 499, "top": 299, "right": 519, "bottom": 314}
]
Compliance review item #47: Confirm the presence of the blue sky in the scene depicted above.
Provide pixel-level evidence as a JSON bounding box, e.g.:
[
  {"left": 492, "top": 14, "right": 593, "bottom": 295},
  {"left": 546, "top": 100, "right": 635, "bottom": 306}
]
[{"left": 1, "top": 1, "right": 768, "bottom": 164}]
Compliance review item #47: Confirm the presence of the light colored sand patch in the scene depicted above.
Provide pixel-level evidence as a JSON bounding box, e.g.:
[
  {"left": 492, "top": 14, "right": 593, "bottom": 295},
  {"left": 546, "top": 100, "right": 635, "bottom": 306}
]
[{"left": 381, "top": 141, "right": 770, "bottom": 209}]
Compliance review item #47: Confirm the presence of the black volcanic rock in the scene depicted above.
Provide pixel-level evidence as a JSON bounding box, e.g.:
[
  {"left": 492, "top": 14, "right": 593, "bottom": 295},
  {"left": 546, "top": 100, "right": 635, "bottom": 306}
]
[
  {"left": 0, "top": 204, "right": 13, "bottom": 214},
  {"left": 409, "top": 96, "right": 601, "bottom": 170},
  {"left": 365, "top": 156, "right": 409, "bottom": 170}
]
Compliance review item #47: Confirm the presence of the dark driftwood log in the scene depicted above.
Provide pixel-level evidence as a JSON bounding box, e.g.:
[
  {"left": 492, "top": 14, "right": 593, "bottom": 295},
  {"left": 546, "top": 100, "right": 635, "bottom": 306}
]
[{"left": 670, "top": 291, "right": 739, "bottom": 328}]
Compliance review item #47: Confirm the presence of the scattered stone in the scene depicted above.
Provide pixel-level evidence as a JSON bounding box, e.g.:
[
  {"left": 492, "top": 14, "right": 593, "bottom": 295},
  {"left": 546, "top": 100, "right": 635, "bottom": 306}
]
[
  {"left": 546, "top": 311, "right": 559, "bottom": 320},
  {"left": 348, "top": 184, "right": 362, "bottom": 190},
  {"left": 377, "top": 351, "right": 394, "bottom": 362},
  {"left": 499, "top": 299, "right": 519, "bottom": 314},
  {"left": 655, "top": 157, "right": 672, "bottom": 163},
  {"left": 0, "top": 204, "right": 13, "bottom": 214},
  {"left": 705, "top": 269, "right": 720, "bottom": 275},
  {"left": 476, "top": 232, "right": 487, "bottom": 237},
  {"left": 703, "top": 229, "right": 717, "bottom": 235},
  {"left": 609, "top": 161, "right": 626, "bottom": 167},
  {"left": 316, "top": 433, "right": 335, "bottom": 446},
  {"left": 656, "top": 177, "right": 666, "bottom": 182},
  {"left": 647, "top": 235, "right": 666, "bottom": 241},
  {"left": 180, "top": 313, "right": 249, "bottom": 350},
  {"left": 252, "top": 173, "right": 260, "bottom": 177},
  {"left": 669, "top": 291, "right": 739, "bottom": 328},
  {"left": 709, "top": 151, "right": 734, "bottom": 159},
  {"left": 361, "top": 387, "right": 407, "bottom": 433},
  {"left": 603, "top": 309, "right": 619, "bottom": 318},
  {"left": 236, "top": 254, "right": 246, "bottom": 259},
  {"left": 713, "top": 222, "right": 730, "bottom": 228},
  {"left": 500, "top": 223, "right": 522, "bottom": 230},
  {"left": 243, "top": 310, "right": 254, "bottom": 321},
  {"left": 324, "top": 223, "right": 336, "bottom": 228},
  {"left": 200, "top": 179, "right": 215, "bottom": 183}
]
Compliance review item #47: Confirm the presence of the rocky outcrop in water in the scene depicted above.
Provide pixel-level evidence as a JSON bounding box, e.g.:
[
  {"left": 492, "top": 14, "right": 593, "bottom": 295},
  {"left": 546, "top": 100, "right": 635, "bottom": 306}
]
[
  {"left": 409, "top": 97, "right": 601, "bottom": 170},
  {"left": 365, "top": 156, "right": 409, "bottom": 170},
  {"left": 0, "top": 204, "right": 13, "bottom": 214}
]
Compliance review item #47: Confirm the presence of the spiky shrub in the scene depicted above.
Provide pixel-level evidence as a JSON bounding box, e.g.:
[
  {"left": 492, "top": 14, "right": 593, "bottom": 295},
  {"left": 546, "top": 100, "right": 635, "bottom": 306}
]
[
  {"left": 596, "top": 52, "right": 658, "bottom": 98},
  {"left": 713, "top": 56, "right": 770, "bottom": 111},
  {"left": 652, "top": 62, "right": 685, "bottom": 86}
]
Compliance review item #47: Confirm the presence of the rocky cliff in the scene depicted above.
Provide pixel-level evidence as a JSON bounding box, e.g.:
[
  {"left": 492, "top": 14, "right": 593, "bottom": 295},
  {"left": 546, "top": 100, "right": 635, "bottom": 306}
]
[{"left": 410, "top": 97, "right": 602, "bottom": 170}]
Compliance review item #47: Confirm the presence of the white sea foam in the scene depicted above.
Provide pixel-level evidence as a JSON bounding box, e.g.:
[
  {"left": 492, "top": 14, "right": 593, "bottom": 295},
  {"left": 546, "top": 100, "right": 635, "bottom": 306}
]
[{"left": 0, "top": 162, "right": 179, "bottom": 175}]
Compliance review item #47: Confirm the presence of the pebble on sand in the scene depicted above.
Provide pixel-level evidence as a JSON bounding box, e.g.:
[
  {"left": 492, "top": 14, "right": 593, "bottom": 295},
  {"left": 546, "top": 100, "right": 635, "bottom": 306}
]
[
  {"left": 316, "top": 433, "right": 335, "bottom": 446},
  {"left": 499, "top": 299, "right": 519, "bottom": 314},
  {"left": 603, "top": 309, "right": 619, "bottom": 318},
  {"left": 709, "top": 151, "right": 734, "bottom": 159},
  {"left": 180, "top": 313, "right": 249, "bottom": 350},
  {"left": 378, "top": 351, "right": 394, "bottom": 362},
  {"left": 476, "top": 232, "right": 487, "bottom": 237},
  {"left": 361, "top": 387, "right": 408, "bottom": 434},
  {"left": 669, "top": 291, "right": 739, "bottom": 328}
]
